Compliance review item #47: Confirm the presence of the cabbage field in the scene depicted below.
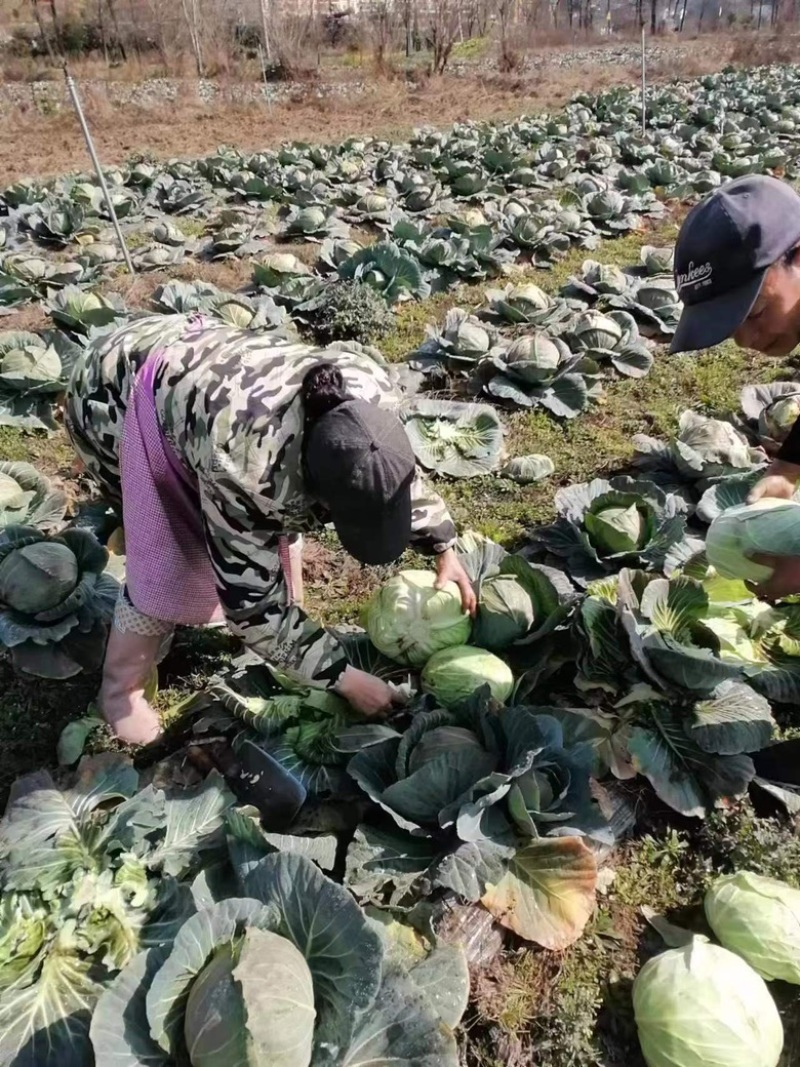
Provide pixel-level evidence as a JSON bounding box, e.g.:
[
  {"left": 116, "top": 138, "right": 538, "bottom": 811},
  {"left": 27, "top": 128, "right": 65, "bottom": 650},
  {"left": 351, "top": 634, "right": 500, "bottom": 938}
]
[{"left": 5, "top": 60, "right": 800, "bottom": 1067}]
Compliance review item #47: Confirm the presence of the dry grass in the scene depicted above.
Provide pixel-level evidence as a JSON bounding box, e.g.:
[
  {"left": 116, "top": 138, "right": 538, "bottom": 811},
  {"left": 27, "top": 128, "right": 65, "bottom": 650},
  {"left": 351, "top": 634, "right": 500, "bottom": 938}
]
[
  {"left": 101, "top": 255, "right": 257, "bottom": 306},
  {"left": 0, "top": 33, "right": 745, "bottom": 185}
]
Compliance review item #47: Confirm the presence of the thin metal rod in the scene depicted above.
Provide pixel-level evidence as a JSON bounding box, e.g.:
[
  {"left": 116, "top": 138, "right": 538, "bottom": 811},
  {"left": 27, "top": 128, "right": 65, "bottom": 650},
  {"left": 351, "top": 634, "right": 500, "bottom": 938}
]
[
  {"left": 63, "top": 64, "right": 135, "bottom": 274},
  {"left": 641, "top": 26, "right": 646, "bottom": 136},
  {"left": 257, "top": 42, "right": 272, "bottom": 108}
]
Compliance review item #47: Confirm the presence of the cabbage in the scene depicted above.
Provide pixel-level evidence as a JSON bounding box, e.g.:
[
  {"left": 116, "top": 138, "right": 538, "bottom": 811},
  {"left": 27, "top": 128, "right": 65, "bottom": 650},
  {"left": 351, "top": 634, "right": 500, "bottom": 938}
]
[
  {"left": 475, "top": 575, "right": 536, "bottom": 650},
  {"left": 584, "top": 503, "right": 646, "bottom": 554},
  {"left": 184, "top": 930, "right": 316, "bottom": 1067},
  {"left": 0, "top": 541, "right": 79, "bottom": 612},
  {"left": 407, "top": 725, "right": 485, "bottom": 772},
  {"left": 365, "top": 570, "right": 471, "bottom": 666},
  {"left": 633, "top": 939, "right": 783, "bottom": 1067},
  {"left": 705, "top": 871, "right": 800, "bottom": 984},
  {"left": 421, "top": 646, "right": 514, "bottom": 706},
  {"left": 764, "top": 394, "right": 800, "bottom": 441},
  {"left": 706, "top": 499, "right": 800, "bottom": 582}
]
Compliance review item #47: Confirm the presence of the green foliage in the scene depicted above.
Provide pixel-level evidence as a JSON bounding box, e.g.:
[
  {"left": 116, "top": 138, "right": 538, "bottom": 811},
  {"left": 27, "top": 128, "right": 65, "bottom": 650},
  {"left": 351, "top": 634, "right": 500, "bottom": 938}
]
[
  {"left": 307, "top": 281, "right": 394, "bottom": 345},
  {"left": 0, "top": 754, "right": 237, "bottom": 1065}
]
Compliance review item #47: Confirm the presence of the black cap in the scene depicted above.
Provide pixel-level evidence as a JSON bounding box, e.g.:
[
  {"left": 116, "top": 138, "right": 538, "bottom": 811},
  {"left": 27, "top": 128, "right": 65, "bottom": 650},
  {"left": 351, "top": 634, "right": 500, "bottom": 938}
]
[
  {"left": 671, "top": 175, "right": 800, "bottom": 354},
  {"left": 305, "top": 400, "right": 415, "bottom": 565}
]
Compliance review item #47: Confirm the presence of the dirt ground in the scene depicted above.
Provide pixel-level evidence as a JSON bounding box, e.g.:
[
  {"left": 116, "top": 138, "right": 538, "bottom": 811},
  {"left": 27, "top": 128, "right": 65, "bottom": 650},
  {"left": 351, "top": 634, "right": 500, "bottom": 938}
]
[{"left": 0, "top": 35, "right": 737, "bottom": 185}]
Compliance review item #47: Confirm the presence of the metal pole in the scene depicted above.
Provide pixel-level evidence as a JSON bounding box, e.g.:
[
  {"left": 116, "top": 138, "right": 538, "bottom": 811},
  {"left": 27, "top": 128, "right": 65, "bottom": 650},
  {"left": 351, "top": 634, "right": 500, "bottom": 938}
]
[
  {"left": 260, "top": 0, "right": 272, "bottom": 62},
  {"left": 63, "top": 64, "right": 135, "bottom": 274},
  {"left": 641, "top": 26, "right": 646, "bottom": 136},
  {"left": 257, "top": 43, "right": 272, "bottom": 108}
]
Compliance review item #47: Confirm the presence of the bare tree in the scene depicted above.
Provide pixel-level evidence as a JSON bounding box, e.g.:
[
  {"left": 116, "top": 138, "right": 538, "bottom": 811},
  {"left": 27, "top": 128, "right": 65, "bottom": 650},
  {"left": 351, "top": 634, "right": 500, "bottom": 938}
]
[
  {"left": 179, "top": 0, "right": 204, "bottom": 75},
  {"left": 369, "top": 0, "right": 399, "bottom": 71},
  {"left": 428, "top": 0, "right": 462, "bottom": 74}
]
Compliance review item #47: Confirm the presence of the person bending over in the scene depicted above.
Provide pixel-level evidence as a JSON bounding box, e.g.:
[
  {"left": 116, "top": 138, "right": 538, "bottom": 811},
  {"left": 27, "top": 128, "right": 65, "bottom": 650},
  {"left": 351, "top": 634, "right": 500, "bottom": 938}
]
[{"left": 65, "top": 314, "right": 476, "bottom": 744}]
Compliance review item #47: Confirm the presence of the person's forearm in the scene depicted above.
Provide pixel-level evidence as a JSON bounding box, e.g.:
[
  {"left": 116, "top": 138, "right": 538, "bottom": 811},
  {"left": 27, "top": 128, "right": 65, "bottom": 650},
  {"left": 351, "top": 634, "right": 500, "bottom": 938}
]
[
  {"left": 231, "top": 602, "right": 350, "bottom": 689},
  {"left": 408, "top": 471, "right": 457, "bottom": 555}
]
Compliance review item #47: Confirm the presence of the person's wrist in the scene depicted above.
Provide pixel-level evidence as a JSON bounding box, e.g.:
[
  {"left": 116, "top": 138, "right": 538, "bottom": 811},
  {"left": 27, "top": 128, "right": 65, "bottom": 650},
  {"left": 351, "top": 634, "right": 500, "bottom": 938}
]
[{"left": 333, "top": 664, "right": 357, "bottom": 697}]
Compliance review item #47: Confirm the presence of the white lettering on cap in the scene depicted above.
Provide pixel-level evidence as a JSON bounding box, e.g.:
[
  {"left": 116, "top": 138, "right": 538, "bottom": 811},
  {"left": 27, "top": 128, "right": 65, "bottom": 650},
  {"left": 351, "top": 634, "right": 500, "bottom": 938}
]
[{"left": 676, "top": 261, "right": 713, "bottom": 292}]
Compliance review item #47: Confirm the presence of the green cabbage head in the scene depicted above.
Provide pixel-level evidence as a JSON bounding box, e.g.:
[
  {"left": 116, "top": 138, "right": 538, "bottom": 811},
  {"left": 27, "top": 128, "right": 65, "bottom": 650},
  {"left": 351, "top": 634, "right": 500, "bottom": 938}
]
[
  {"left": 764, "top": 395, "right": 800, "bottom": 441},
  {"left": 0, "top": 525, "right": 119, "bottom": 678},
  {"left": 706, "top": 499, "right": 800, "bottom": 583},
  {"left": 705, "top": 871, "right": 800, "bottom": 984},
  {"left": 183, "top": 930, "right": 316, "bottom": 1067},
  {"left": 365, "top": 570, "right": 471, "bottom": 667},
  {"left": 584, "top": 502, "right": 648, "bottom": 555},
  {"left": 422, "top": 645, "right": 514, "bottom": 707},
  {"left": 633, "top": 939, "right": 783, "bottom": 1067}
]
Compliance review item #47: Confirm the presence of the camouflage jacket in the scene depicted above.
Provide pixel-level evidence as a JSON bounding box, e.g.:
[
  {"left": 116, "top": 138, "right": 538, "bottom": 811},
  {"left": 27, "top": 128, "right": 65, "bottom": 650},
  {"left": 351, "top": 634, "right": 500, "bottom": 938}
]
[{"left": 65, "top": 313, "right": 457, "bottom": 688}]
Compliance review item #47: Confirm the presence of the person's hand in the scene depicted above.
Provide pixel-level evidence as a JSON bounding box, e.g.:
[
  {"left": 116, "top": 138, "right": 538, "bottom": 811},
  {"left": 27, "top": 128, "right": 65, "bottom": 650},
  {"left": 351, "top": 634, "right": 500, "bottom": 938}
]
[
  {"left": 747, "top": 460, "right": 800, "bottom": 503},
  {"left": 746, "top": 553, "right": 800, "bottom": 602},
  {"left": 435, "top": 547, "right": 477, "bottom": 617},
  {"left": 335, "top": 666, "right": 399, "bottom": 718}
]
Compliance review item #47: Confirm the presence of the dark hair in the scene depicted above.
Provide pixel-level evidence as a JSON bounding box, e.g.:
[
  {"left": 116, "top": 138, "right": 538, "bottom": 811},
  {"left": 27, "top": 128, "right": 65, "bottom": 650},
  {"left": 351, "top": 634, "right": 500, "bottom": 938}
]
[
  {"left": 784, "top": 245, "right": 800, "bottom": 267},
  {"left": 301, "top": 362, "right": 351, "bottom": 423}
]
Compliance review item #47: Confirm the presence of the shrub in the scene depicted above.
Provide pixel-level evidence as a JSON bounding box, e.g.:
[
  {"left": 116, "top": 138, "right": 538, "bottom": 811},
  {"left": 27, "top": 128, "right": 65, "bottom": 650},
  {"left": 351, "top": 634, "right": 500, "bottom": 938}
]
[{"left": 309, "top": 281, "right": 394, "bottom": 345}]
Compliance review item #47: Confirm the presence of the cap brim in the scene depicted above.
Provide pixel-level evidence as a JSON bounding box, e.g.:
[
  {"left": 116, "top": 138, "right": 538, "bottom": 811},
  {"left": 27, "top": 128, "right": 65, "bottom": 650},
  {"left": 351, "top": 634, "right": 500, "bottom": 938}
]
[
  {"left": 331, "top": 483, "right": 413, "bottom": 566},
  {"left": 670, "top": 270, "right": 766, "bottom": 354}
]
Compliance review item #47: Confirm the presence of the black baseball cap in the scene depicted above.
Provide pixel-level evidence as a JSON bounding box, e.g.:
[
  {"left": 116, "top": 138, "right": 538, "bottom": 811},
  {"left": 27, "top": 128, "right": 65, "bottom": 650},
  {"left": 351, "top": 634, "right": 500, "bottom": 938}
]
[
  {"left": 305, "top": 400, "right": 415, "bottom": 565},
  {"left": 671, "top": 175, "right": 800, "bottom": 354}
]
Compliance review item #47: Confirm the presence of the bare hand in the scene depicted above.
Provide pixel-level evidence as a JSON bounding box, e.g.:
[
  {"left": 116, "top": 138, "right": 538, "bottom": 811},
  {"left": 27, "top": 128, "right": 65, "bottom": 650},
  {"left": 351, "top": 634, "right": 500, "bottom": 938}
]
[
  {"left": 335, "top": 666, "right": 399, "bottom": 718},
  {"left": 747, "top": 460, "right": 800, "bottom": 504},
  {"left": 435, "top": 547, "right": 477, "bottom": 617},
  {"left": 747, "top": 552, "right": 800, "bottom": 602}
]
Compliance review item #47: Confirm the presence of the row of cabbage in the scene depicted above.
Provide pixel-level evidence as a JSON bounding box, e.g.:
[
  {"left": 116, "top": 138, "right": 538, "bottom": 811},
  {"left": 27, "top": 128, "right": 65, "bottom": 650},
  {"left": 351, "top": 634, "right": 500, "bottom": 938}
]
[
  {"left": 5, "top": 63, "right": 800, "bottom": 316},
  {"left": 0, "top": 239, "right": 678, "bottom": 436}
]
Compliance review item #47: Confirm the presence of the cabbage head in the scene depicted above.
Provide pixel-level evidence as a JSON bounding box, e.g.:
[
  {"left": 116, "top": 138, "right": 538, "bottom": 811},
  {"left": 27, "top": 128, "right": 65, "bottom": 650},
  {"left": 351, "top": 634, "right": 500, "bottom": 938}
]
[
  {"left": 633, "top": 939, "right": 783, "bottom": 1067},
  {"left": 532, "top": 476, "right": 686, "bottom": 586},
  {"left": 348, "top": 701, "right": 606, "bottom": 854},
  {"left": 0, "top": 525, "right": 119, "bottom": 678},
  {"left": 764, "top": 394, "right": 800, "bottom": 441},
  {"left": 422, "top": 645, "right": 514, "bottom": 706},
  {"left": 90, "top": 852, "right": 458, "bottom": 1067},
  {"left": 0, "top": 462, "right": 66, "bottom": 531},
  {"left": 706, "top": 499, "right": 800, "bottom": 583},
  {"left": 484, "top": 283, "right": 556, "bottom": 325},
  {"left": 585, "top": 503, "right": 647, "bottom": 554},
  {"left": 182, "top": 930, "right": 315, "bottom": 1067},
  {"left": 252, "top": 252, "right": 313, "bottom": 288},
  {"left": 365, "top": 570, "right": 471, "bottom": 667},
  {"left": 705, "top": 871, "right": 800, "bottom": 984},
  {"left": 741, "top": 382, "right": 800, "bottom": 450},
  {"left": 672, "top": 411, "right": 758, "bottom": 480}
]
